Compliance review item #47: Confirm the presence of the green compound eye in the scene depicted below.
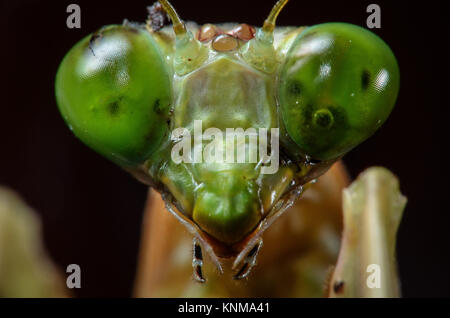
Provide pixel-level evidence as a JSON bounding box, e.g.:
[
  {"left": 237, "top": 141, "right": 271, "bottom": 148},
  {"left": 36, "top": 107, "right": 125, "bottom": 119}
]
[
  {"left": 55, "top": 25, "right": 171, "bottom": 166},
  {"left": 279, "top": 23, "right": 400, "bottom": 161}
]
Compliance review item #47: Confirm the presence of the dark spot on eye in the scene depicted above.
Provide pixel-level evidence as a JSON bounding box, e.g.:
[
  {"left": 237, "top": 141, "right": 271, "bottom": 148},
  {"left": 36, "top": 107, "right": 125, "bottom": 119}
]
[
  {"left": 288, "top": 80, "right": 302, "bottom": 96},
  {"left": 294, "top": 102, "right": 348, "bottom": 157},
  {"left": 333, "top": 280, "right": 344, "bottom": 294},
  {"left": 313, "top": 109, "right": 334, "bottom": 129},
  {"left": 361, "top": 70, "right": 370, "bottom": 90},
  {"left": 153, "top": 99, "right": 162, "bottom": 114},
  {"left": 107, "top": 101, "right": 120, "bottom": 115}
]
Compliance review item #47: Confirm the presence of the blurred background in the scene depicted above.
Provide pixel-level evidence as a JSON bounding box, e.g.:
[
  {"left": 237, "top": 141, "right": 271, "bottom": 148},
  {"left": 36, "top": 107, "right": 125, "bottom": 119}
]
[{"left": 1, "top": 0, "right": 446, "bottom": 297}]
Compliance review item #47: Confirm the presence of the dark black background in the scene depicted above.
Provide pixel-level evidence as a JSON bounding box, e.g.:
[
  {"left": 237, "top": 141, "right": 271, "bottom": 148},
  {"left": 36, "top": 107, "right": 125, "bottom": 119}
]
[{"left": 1, "top": 0, "right": 447, "bottom": 297}]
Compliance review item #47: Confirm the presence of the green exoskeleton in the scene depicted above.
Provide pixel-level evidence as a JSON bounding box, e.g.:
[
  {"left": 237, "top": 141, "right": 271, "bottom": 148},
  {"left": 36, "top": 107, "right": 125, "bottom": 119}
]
[{"left": 55, "top": 0, "right": 405, "bottom": 296}]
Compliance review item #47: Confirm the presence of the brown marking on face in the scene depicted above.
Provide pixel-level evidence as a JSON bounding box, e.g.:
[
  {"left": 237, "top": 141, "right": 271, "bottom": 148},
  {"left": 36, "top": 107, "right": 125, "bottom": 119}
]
[
  {"left": 212, "top": 34, "right": 239, "bottom": 52},
  {"left": 197, "top": 24, "right": 220, "bottom": 42},
  {"left": 229, "top": 24, "right": 256, "bottom": 41}
]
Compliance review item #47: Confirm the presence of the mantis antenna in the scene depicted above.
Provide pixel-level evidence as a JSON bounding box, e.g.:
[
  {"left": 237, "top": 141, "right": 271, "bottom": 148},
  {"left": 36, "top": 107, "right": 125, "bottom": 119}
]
[
  {"left": 240, "top": 0, "right": 290, "bottom": 72},
  {"left": 262, "top": 0, "right": 290, "bottom": 33},
  {"left": 157, "top": 0, "right": 208, "bottom": 75},
  {"left": 158, "top": 0, "right": 187, "bottom": 35}
]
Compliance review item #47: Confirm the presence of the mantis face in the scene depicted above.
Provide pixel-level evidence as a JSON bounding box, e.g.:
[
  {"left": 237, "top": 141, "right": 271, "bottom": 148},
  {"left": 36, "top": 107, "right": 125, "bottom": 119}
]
[{"left": 55, "top": 0, "right": 399, "bottom": 281}]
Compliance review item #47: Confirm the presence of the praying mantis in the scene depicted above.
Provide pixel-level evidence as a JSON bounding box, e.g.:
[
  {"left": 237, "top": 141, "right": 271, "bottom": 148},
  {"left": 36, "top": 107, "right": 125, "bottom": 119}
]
[{"left": 55, "top": 0, "right": 405, "bottom": 297}]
